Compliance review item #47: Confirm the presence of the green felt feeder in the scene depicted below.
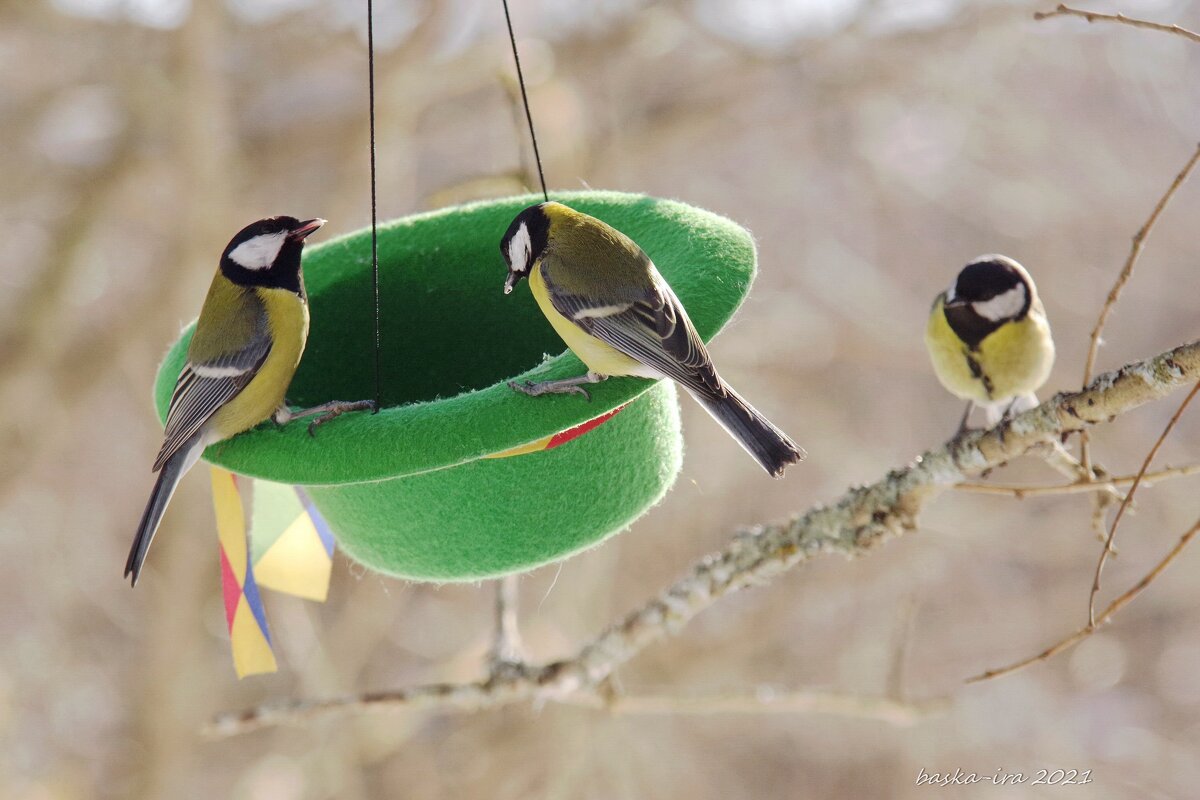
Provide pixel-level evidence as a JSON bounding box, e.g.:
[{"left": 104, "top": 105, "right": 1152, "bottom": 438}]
[{"left": 154, "top": 191, "right": 757, "bottom": 581}]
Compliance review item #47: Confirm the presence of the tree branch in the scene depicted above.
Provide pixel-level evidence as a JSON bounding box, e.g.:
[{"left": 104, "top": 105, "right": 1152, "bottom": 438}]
[
  {"left": 558, "top": 688, "right": 947, "bottom": 726},
  {"left": 1079, "top": 142, "right": 1200, "bottom": 388},
  {"left": 969, "top": 516, "right": 1200, "bottom": 683},
  {"left": 488, "top": 575, "right": 524, "bottom": 674},
  {"left": 1034, "top": 5, "right": 1200, "bottom": 45},
  {"left": 953, "top": 463, "right": 1200, "bottom": 497},
  {"left": 1090, "top": 380, "right": 1200, "bottom": 624},
  {"left": 208, "top": 339, "right": 1200, "bottom": 736}
]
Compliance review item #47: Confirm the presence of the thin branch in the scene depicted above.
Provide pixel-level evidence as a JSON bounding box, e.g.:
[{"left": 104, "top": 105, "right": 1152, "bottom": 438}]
[
  {"left": 1038, "top": 443, "right": 1120, "bottom": 540},
  {"left": 205, "top": 681, "right": 945, "bottom": 736},
  {"left": 885, "top": 596, "right": 919, "bottom": 702},
  {"left": 1090, "top": 380, "right": 1200, "bottom": 625},
  {"left": 489, "top": 575, "right": 524, "bottom": 673},
  {"left": 953, "top": 463, "right": 1200, "bottom": 497},
  {"left": 1073, "top": 141, "right": 1200, "bottom": 482},
  {"left": 1027, "top": 441, "right": 1120, "bottom": 544},
  {"left": 1034, "top": 4, "right": 1200, "bottom": 45},
  {"left": 969, "top": 516, "right": 1200, "bottom": 683},
  {"left": 560, "top": 688, "right": 948, "bottom": 726},
  {"left": 1079, "top": 141, "right": 1200, "bottom": 387},
  {"left": 209, "top": 339, "right": 1200, "bottom": 736}
]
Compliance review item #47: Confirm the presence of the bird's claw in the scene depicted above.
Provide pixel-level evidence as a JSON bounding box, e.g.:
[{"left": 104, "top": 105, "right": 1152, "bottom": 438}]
[
  {"left": 307, "top": 400, "right": 378, "bottom": 437},
  {"left": 507, "top": 380, "right": 590, "bottom": 400}
]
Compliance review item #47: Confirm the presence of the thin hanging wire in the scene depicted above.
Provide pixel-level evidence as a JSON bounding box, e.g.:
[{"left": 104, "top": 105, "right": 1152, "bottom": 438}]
[
  {"left": 501, "top": 0, "right": 549, "bottom": 202},
  {"left": 367, "top": 0, "right": 382, "bottom": 410}
]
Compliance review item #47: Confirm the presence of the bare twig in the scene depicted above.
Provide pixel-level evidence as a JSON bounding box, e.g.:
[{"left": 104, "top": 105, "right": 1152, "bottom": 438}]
[
  {"left": 1028, "top": 440, "right": 1100, "bottom": 485},
  {"left": 560, "top": 688, "right": 948, "bottom": 726},
  {"left": 1027, "top": 441, "right": 1121, "bottom": 544},
  {"left": 1090, "top": 380, "right": 1200, "bottom": 625},
  {"left": 1076, "top": 141, "right": 1200, "bottom": 478},
  {"left": 969, "top": 516, "right": 1200, "bottom": 683},
  {"left": 1088, "top": 483, "right": 1118, "bottom": 545},
  {"left": 1034, "top": 4, "right": 1200, "bottom": 45},
  {"left": 489, "top": 575, "right": 524, "bottom": 673},
  {"left": 210, "top": 340, "right": 1200, "bottom": 736},
  {"left": 953, "top": 463, "right": 1200, "bottom": 497},
  {"left": 885, "top": 596, "right": 919, "bottom": 702},
  {"left": 1079, "top": 142, "right": 1200, "bottom": 388},
  {"left": 205, "top": 681, "right": 945, "bottom": 736}
]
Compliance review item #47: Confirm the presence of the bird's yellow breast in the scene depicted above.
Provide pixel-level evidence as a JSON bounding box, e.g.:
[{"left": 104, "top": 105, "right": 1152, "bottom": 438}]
[
  {"left": 925, "top": 297, "right": 1054, "bottom": 404},
  {"left": 529, "top": 261, "right": 642, "bottom": 376},
  {"left": 209, "top": 288, "right": 309, "bottom": 438}
]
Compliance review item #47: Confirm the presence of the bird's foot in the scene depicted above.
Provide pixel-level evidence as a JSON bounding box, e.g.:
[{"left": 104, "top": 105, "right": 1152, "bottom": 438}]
[
  {"left": 948, "top": 401, "right": 975, "bottom": 443},
  {"left": 508, "top": 379, "right": 591, "bottom": 400},
  {"left": 507, "top": 372, "right": 606, "bottom": 401},
  {"left": 270, "top": 398, "right": 376, "bottom": 434},
  {"left": 309, "top": 400, "right": 379, "bottom": 438}
]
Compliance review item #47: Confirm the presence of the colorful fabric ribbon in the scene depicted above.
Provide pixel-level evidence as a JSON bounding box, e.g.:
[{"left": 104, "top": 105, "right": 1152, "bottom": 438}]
[{"left": 210, "top": 467, "right": 335, "bottom": 677}]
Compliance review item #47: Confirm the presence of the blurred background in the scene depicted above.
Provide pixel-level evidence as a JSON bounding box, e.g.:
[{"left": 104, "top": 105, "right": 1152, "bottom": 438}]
[{"left": 4, "top": 0, "right": 1200, "bottom": 797}]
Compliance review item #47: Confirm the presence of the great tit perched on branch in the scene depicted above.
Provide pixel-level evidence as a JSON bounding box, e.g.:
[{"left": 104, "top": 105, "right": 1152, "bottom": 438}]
[
  {"left": 925, "top": 254, "right": 1055, "bottom": 433},
  {"left": 500, "top": 201, "right": 804, "bottom": 477},
  {"left": 126, "top": 217, "right": 375, "bottom": 586}
]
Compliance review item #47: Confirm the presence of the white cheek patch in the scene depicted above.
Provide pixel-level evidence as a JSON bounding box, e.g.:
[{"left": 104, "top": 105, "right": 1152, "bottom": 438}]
[
  {"left": 228, "top": 231, "right": 288, "bottom": 270},
  {"left": 973, "top": 284, "right": 1026, "bottom": 321},
  {"left": 508, "top": 223, "right": 531, "bottom": 273}
]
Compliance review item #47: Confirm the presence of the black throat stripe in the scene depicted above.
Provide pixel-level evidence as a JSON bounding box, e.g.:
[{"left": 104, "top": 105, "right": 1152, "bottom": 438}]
[{"left": 965, "top": 352, "right": 994, "bottom": 398}]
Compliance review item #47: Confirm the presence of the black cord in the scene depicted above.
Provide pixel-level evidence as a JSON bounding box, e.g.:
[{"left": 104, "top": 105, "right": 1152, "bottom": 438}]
[
  {"left": 367, "top": 0, "right": 382, "bottom": 411},
  {"left": 501, "top": 0, "right": 549, "bottom": 202}
]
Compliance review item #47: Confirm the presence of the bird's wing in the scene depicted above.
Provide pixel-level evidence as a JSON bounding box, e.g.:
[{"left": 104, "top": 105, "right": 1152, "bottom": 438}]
[
  {"left": 542, "top": 261, "right": 723, "bottom": 398},
  {"left": 153, "top": 293, "right": 272, "bottom": 471}
]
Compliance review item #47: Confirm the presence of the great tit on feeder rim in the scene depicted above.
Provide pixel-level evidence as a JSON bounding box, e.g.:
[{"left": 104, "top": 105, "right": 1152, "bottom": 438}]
[
  {"left": 126, "top": 216, "right": 375, "bottom": 586},
  {"left": 500, "top": 201, "right": 804, "bottom": 478},
  {"left": 924, "top": 254, "right": 1055, "bottom": 433}
]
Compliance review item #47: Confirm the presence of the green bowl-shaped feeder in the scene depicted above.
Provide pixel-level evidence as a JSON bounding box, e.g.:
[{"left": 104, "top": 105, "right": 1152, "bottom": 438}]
[{"left": 154, "top": 191, "right": 756, "bottom": 581}]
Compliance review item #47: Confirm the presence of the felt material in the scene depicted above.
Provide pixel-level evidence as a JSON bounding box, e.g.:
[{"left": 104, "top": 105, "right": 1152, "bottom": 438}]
[
  {"left": 308, "top": 381, "right": 682, "bottom": 580},
  {"left": 153, "top": 191, "right": 756, "bottom": 484},
  {"left": 152, "top": 192, "right": 757, "bottom": 580}
]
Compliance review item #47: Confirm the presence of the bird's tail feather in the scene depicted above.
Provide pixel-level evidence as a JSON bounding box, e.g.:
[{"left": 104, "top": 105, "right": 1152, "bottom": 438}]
[
  {"left": 126, "top": 439, "right": 201, "bottom": 586},
  {"left": 690, "top": 385, "right": 805, "bottom": 477}
]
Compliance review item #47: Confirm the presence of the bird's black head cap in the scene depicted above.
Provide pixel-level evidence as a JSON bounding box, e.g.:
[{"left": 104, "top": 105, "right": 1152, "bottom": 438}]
[
  {"left": 943, "top": 255, "right": 1034, "bottom": 349},
  {"left": 500, "top": 203, "right": 552, "bottom": 295},
  {"left": 219, "top": 216, "right": 325, "bottom": 294}
]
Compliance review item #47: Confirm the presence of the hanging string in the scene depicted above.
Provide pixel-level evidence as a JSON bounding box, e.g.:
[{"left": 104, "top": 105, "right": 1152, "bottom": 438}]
[
  {"left": 366, "top": 0, "right": 382, "bottom": 410},
  {"left": 501, "top": 0, "right": 549, "bottom": 202}
]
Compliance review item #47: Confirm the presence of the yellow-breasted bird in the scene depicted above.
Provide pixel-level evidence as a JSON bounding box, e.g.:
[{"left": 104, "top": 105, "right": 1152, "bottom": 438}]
[
  {"left": 500, "top": 201, "right": 804, "bottom": 477},
  {"left": 127, "top": 216, "right": 373, "bottom": 586},
  {"left": 925, "top": 254, "right": 1055, "bottom": 432}
]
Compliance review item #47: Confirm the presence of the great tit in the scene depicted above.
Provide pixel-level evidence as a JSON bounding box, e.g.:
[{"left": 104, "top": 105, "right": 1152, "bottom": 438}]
[
  {"left": 127, "top": 216, "right": 373, "bottom": 586},
  {"left": 500, "top": 201, "right": 804, "bottom": 477},
  {"left": 925, "top": 254, "right": 1055, "bottom": 432}
]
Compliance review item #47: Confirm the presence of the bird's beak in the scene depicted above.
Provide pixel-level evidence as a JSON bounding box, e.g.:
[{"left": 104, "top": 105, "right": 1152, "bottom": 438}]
[
  {"left": 503, "top": 272, "right": 519, "bottom": 295},
  {"left": 944, "top": 297, "right": 967, "bottom": 310},
  {"left": 290, "top": 218, "right": 327, "bottom": 240}
]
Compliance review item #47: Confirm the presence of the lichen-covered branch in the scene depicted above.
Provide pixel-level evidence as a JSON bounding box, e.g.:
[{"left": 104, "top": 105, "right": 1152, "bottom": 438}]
[{"left": 210, "top": 339, "right": 1200, "bottom": 737}]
